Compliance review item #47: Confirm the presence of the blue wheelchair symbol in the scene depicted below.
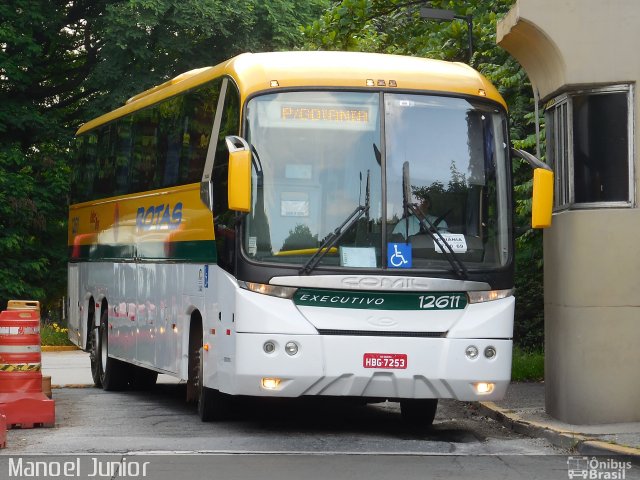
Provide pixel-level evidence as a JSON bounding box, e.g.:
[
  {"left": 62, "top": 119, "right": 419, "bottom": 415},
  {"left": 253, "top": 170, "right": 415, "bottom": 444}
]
[{"left": 387, "top": 243, "right": 412, "bottom": 268}]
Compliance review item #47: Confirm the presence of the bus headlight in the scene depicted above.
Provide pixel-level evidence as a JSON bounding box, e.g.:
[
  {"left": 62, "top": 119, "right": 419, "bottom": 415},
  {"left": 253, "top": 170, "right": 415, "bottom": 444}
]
[
  {"left": 467, "top": 289, "right": 513, "bottom": 304},
  {"left": 238, "top": 281, "right": 298, "bottom": 299}
]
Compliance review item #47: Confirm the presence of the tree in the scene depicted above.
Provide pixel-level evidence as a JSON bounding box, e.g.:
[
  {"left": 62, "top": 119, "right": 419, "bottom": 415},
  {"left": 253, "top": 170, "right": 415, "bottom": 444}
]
[{"left": 0, "top": 0, "right": 327, "bottom": 310}]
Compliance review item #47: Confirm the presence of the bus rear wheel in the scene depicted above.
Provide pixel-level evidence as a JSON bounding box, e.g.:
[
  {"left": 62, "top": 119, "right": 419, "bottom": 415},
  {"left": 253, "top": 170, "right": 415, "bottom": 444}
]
[
  {"left": 87, "top": 304, "right": 102, "bottom": 388},
  {"left": 130, "top": 366, "right": 158, "bottom": 390},
  {"left": 97, "top": 307, "right": 130, "bottom": 391},
  {"left": 400, "top": 398, "right": 438, "bottom": 427}
]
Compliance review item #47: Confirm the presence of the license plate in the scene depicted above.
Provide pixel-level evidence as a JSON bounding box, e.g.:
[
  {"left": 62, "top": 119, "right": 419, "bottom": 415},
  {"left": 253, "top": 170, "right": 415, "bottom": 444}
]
[{"left": 363, "top": 353, "right": 407, "bottom": 369}]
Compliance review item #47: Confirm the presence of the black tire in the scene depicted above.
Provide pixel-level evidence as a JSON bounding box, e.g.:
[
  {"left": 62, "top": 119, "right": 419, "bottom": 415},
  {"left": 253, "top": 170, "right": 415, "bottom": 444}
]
[
  {"left": 87, "top": 303, "right": 103, "bottom": 388},
  {"left": 130, "top": 366, "right": 158, "bottom": 390},
  {"left": 197, "top": 346, "right": 231, "bottom": 421},
  {"left": 97, "top": 307, "right": 130, "bottom": 391},
  {"left": 400, "top": 398, "right": 438, "bottom": 427},
  {"left": 187, "top": 316, "right": 229, "bottom": 421}
]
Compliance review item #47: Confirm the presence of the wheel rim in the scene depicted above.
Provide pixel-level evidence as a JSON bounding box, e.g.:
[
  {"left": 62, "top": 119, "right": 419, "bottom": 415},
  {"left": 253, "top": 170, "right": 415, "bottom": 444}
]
[
  {"left": 100, "top": 323, "right": 108, "bottom": 372},
  {"left": 92, "top": 327, "right": 99, "bottom": 363}
]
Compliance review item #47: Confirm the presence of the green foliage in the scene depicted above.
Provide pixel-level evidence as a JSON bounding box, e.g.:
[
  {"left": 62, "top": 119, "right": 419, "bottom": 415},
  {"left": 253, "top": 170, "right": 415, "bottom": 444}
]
[
  {"left": 282, "top": 224, "right": 319, "bottom": 251},
  {"left": 0, "top": 142, "right": 69, "bottom": 307},
  {"left": 302, "top": 0, "right": 546, "bottom": 349},
  {"left": 40, "top": 321, "right": 74, "bottom": 347},
  {"left": 87, "top": 0, "right": 327, "bottom": 116},
  {"left": 511, "top": 347, "right": 544, "bottom": 382}
]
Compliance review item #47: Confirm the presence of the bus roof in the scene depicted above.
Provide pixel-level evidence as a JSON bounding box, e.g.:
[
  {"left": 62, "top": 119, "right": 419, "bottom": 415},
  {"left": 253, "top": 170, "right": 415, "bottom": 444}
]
[{"left": 76, "top": 51, "right": 507, "bottom": 135}]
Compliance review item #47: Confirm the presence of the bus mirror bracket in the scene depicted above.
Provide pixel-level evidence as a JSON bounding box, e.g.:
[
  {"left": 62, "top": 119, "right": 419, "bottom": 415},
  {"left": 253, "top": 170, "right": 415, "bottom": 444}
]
[
  {"left": 511, "top": 148, "right": 554, "bottom": 229},
  {"left": 200, "top": 180, "right": 214, "bottom": 211},
  {"left": 225, "top": 136, "right": 252, "bottom": 213}
]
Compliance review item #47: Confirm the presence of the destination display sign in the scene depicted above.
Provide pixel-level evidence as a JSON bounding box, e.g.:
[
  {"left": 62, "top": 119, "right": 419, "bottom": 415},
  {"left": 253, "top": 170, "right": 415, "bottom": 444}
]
[{"left": 281, "top": 106, "right": 370, "bottom": 123}]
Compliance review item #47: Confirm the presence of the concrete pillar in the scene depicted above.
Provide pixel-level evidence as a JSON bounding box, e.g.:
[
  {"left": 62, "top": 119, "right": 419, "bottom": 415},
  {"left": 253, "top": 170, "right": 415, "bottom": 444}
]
[{"left": 497, "top": 0, "right": 640, "bottom": 424}]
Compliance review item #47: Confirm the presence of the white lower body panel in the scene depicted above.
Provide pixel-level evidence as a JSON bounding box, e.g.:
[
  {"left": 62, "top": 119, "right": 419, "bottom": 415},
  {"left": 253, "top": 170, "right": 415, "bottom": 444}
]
[{"left": 223, "top": 333, "right": 511, "bottom": 401}]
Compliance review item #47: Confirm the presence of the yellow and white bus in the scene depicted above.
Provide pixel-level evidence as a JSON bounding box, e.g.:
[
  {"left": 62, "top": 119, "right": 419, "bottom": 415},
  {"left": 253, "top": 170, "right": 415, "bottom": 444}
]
[{"left": 68, "top": 51, "right": 552, "bottom": 425}]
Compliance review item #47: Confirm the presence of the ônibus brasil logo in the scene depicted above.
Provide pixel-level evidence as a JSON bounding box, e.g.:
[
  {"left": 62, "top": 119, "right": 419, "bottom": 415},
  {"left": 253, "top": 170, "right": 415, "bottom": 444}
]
[{"left": 567, "top": 456, "right": 633, "bottom": 479}]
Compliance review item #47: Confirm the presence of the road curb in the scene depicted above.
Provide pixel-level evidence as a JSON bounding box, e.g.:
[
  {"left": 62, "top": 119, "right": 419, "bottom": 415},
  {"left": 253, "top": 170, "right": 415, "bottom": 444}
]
[
  {"left": 51, "top": 384, "right": 93, "bottom": 389},
  {"left": 41, "top": 345, "right": 80, "bottom": 352},
  {"left": 478, "top": 401, "right": 640, "bottom": 459}
]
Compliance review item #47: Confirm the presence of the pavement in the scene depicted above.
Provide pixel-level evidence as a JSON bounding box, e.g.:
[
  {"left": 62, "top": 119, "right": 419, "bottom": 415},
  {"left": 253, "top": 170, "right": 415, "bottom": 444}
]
[
  {"left": 40, "top": 349, "right": 640, "bottom": 458},
  {"left": 40, "top": 348, "right": 181, "bottom": 387},
  {"left": 478, "top": 382, "right": 640, "bottom": 458}
]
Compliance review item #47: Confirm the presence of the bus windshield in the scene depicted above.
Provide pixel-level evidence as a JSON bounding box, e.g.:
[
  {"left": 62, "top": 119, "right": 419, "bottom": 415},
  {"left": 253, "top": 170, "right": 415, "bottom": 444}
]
[{"left": 243, "top": 91, "right": 511, "bottom": 272}]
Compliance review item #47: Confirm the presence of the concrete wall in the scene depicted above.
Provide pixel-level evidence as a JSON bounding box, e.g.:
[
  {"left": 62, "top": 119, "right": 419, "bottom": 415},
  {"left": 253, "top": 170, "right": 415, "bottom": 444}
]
[
  {"left": 544, "top": 211, "right": 640, "bottom": 423},
  {"left": 498, "top": 0, "right": 640, "bottom": 99},
  {"left": 498, "top": 0, "right": 640, "bottom": 424}
]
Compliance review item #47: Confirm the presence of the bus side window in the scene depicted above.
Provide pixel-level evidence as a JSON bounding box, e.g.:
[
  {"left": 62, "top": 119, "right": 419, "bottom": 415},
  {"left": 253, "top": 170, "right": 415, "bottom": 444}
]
[
  {"left": 93, "top": 123, "right": 116, "bottom": 198},
  {"left": 158, "top": 95, "right": 184, "bottom": 188},
  {"left": 114, "top": 117, "right": 132, "bottom": 196},
  {"left": 76, "top": 132, "right": 98, "bottom": 202},
  {"left": 71, "top": 135, "right": 88, "bottom": 204},
  {"left": 212, "top": 81, "right": 240, "bottom": 273},
  {"left": 130, "top": 107, "right": 160, "bottom": 193},
  {"left": 179, "top": 80, "right": 222, "bottom": 185}
]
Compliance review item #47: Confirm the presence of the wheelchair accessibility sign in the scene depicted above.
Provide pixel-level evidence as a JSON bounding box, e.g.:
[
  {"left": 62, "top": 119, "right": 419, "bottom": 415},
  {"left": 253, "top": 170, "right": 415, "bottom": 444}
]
[{"left": 387, "top": 243, "right": 412, "bottom": 268}]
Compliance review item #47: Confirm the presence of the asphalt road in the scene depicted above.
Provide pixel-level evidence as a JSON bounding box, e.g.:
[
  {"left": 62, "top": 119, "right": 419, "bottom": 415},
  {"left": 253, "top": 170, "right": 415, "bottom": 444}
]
[
  {"left": 1, "top": 383, "right": 611, "bottom": 480},
  {"left": 6, "top": 384, "right": 564, "bottom": 456}
]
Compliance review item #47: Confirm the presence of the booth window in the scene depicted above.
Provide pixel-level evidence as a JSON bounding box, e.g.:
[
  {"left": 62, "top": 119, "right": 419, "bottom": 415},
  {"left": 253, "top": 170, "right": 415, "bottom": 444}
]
[{"left": 545, "top": 85, "right": 633, "bottom": 210}]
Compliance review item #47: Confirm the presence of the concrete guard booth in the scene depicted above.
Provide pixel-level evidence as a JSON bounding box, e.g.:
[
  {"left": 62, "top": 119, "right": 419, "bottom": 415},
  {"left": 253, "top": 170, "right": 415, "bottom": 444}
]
[{"left": 497, "top": 0, "right": 639, "bottom": 424}]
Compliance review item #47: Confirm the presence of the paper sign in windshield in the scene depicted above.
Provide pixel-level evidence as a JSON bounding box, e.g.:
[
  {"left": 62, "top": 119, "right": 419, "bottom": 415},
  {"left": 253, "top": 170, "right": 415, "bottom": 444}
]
[{"left": 433, "top": 234, "right": 467, "bottom": 254}]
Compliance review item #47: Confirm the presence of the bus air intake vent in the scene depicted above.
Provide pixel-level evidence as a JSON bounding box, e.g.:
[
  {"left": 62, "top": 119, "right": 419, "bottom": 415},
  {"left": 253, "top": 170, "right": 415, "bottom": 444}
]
[{"left": 317, "top": 329, "right": 446, "bottom": 338}]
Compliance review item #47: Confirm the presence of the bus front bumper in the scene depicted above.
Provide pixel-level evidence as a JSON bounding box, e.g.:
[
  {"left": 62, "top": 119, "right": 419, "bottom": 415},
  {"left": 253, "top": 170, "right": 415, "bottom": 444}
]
[{"left": 215, "top": 333, "right": 512, "bottom": 401}]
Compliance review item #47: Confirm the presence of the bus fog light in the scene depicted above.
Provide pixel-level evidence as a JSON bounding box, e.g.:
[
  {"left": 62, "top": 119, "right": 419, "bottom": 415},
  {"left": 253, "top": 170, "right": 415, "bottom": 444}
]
[
  {"left": 261, "top": 378, "right": 281, "bottom": 390},
  {"left": 465, "top": 345, "right": 479, "bottom": 359},
  {"left": 474, "top": 382, "right": 495, "bottom": 394},
  {"left": 484, "top": 346, "right": 497, "bottom": 359},
  {"left": 263, "top": 341, "right": 276, "bottom": 354},
  {"left": 285, "top": 341, "right": 298, "bottom": 356}
]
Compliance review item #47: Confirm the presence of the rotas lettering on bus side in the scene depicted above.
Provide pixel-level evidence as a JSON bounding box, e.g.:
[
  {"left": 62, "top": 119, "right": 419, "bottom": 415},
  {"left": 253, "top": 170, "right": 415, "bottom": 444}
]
[{"left": 136, "top": 202, "right": 183, "bottom": 231}]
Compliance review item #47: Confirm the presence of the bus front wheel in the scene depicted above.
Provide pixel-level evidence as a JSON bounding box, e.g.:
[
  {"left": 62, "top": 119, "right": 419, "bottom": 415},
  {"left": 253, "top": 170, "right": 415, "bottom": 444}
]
[
  {"left": 400, "top": 398, "right": 438, "bottom": 427},
  {"left": 194, "top": 346, "right": 230, "bottom": 422},
  {"left": 188, "top": 320, "right": 230, "bottom": 422}
]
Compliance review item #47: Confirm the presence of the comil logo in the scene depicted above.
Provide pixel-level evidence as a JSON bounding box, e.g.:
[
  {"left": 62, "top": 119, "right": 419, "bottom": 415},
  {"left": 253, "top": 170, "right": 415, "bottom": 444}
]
[{"left": 567, "top": 456, "right": 633, "bottom": 479}]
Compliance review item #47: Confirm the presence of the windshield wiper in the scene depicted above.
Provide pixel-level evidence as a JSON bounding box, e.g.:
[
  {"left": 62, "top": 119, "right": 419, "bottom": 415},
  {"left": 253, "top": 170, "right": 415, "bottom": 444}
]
[
  {"left": 299, "top": 170, "right": 370, "bottom": 275},
  {"left": 402, "top": 162, "right": 468, "bottom": 280}
]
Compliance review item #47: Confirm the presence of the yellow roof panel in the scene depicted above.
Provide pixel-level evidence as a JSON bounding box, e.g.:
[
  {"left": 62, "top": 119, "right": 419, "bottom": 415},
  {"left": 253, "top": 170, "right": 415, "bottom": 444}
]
[{"left": 76, "top": 51, "right": 506, "bottom": 135}]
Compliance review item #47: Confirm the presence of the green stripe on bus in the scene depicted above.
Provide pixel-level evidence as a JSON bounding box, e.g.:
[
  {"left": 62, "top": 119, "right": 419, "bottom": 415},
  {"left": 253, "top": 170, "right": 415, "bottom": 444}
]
[
  {"left": 293, "top": 288, "right": 467, "bottom": 310},
  {"left": 69, "top": 240, "right": 217, "bottom": 263}
]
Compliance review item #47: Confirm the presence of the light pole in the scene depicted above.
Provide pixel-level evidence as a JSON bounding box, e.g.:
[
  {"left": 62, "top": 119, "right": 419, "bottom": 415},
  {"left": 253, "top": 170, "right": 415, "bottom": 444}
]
[{"left": 419, "top": 7, "right": 473, "bottom": 65}]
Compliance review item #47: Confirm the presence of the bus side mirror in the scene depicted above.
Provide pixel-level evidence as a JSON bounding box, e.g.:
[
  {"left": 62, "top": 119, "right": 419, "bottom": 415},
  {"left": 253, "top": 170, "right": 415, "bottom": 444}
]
[
  {"left": 225, "top": 136, "right": 252, "bottom": 213},
  {"left": 532, "top": 168, "right": 553, "bottom": 228},
  {"left": 511, "top": 148, "right": 553, "bottom": 229}
]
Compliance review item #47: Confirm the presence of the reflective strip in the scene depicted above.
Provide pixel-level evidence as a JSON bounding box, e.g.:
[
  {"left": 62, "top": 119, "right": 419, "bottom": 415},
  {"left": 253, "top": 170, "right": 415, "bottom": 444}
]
[
  {"left": 0, "top": 344, "right": 41, "bottom": 353},
  {"left": 0, "top": 363, "right": 41, "bottom": 372},
  {"left": 0, "top": 326, "right": 40, "bottom": 335}
]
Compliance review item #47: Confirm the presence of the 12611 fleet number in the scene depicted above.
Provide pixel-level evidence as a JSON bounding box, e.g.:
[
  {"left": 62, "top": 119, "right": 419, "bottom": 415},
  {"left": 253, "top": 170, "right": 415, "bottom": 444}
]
[{"left": 418, "top": 294, "right": 464, "bottom": 310}]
